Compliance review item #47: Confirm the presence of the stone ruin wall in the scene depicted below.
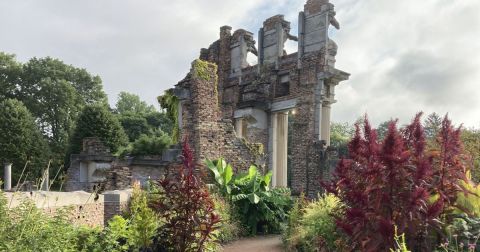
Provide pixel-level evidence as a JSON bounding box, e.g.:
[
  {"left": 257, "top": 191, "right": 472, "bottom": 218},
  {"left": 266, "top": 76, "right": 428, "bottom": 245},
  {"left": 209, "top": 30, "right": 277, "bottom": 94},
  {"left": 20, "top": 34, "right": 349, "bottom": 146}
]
[
  {"left": 4, "top": 190, "right": 131, "bottom": 227},
  {"left": 177, "top": 61, "right": 260, "bottom": 173},
  {"left": 175, "top": 0, "right": 350, "bottom": 197}
]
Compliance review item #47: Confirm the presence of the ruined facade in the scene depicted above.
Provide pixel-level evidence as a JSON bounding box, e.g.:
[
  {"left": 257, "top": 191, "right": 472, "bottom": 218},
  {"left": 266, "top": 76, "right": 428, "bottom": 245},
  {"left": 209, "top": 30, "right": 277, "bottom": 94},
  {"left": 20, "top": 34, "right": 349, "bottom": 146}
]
[
  {"left": 174, "top": 0, "right": 349, "bottom": 196},
  {"left": 65, "top": 0, "right": 349, "bottom": 197}
]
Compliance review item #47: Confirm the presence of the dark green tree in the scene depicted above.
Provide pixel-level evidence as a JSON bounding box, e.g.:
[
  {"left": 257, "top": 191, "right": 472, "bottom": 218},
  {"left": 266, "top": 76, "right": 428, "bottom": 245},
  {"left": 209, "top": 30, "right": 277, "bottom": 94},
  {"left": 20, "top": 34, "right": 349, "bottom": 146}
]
[
  {"left": 0, "top": 52, "right": 22, "bottom": 101},
  {"left": 67, "top": 104, "right": 128, "bottom": 162},
  {"left": 0, "top": 99, "right": 50, "bottom": 183},
  {"left": 118, "top": 113, "right": 151, "bottom": 142}
]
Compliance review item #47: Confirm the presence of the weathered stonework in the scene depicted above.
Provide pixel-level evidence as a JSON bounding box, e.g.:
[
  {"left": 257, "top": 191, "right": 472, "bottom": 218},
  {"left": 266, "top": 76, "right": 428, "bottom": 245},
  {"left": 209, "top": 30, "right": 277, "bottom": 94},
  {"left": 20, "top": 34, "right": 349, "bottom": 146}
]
[
  {"left": 173, "top": 0, "right": 349, "bottom": 196},
  {"left": 65, "top": 137, "right": 180, "bottom": 192}
]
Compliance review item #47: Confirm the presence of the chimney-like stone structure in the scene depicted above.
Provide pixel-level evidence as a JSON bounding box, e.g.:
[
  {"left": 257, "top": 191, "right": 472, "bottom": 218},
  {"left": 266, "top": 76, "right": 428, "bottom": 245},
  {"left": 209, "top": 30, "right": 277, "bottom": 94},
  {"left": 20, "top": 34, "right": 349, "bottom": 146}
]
[{"left": 3, "top": 163, "right": 12, "bottom": 191}]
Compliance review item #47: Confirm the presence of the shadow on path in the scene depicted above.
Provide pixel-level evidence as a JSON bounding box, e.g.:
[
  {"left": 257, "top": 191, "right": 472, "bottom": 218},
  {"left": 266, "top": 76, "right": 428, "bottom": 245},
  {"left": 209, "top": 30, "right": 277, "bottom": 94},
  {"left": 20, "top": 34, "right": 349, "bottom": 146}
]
[{"left": 222, "top": 235, "right": 283, "bottom": 252}]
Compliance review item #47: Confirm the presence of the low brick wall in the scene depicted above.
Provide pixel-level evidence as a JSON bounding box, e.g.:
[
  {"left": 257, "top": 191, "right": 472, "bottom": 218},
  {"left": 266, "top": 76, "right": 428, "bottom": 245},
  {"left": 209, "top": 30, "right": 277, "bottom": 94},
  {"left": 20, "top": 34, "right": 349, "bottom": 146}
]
[{"left": 3, "top": 190, "right": 131, "bottom": 227}]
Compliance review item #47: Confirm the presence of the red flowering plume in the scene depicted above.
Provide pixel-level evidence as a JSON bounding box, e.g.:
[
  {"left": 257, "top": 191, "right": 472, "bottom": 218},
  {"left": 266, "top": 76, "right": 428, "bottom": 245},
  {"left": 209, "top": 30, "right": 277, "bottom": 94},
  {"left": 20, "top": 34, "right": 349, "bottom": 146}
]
[
  {"left": 150, "top": 138, "right": 220, "bottom": 251},
  {"left": 326, "top": 113, "right": 470, "bottom": 251}
]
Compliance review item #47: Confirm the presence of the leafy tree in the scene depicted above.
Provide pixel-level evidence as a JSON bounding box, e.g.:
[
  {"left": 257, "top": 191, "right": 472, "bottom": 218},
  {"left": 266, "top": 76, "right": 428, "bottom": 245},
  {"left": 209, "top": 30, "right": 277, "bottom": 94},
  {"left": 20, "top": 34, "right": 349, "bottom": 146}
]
[
  {"left": 0, "top": 99, "right": 50, "bottom": 182},
  {"left": 67, "top": 104, "right": 128, "bottom": 162},
  {"left": 117, "top": 113, "right": 151, "bottom": 142},
  {"left": 424, "top": 112, "right": 443, "bottom": 141},
  {"left": 144, "top": 111, "right": 173, "bottom": 136},
  {"left": 115, "top": 92, "right": 155, "bottom": 115},
  {"left": 115, "top": 92, "right": 174, "bottom": 143},
  {"left": 325, "top": 113, "right": 470, "bottom": 251},
  {"left": 1, "top": 53, "right": 107, "bottom": 167},
  {"left": 462, "top": 128, "right": 480, "bottom": 183},
  {"left": 330, "top": 122, "right": 354, "bottom": 157},
  {"left": 0, "top": 52, "right": 22, "bottom": 101}
]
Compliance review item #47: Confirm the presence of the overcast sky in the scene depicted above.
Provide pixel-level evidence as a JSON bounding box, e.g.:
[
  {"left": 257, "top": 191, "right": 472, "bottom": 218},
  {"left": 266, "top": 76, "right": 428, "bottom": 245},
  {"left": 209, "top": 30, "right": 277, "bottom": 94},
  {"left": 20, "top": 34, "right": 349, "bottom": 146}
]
[{"left": 1, "top": 0, "right": 479, "bottom": 127}]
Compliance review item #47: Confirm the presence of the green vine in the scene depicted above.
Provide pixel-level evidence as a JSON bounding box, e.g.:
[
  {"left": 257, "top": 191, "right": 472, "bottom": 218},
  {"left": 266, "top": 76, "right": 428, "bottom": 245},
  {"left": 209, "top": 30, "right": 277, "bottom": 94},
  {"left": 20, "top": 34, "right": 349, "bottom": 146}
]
[{"left": 157, "top": 89, "right": 179, "bottom": 143}]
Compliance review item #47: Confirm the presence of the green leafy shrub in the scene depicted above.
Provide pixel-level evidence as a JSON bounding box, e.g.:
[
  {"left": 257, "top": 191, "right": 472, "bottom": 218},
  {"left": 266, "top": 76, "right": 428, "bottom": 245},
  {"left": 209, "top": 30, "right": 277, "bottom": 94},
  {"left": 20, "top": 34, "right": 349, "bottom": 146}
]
[
  {"left": 67, "top": 103, "right": 128, "bottom": 163},
  {"left": 211, "top": 194, "right": 243, "bottom": 243},
  {"left": 206, "top": 159, "right": 293, "bottom": 235},
  {"left": 283, "top": 193, "right": 346, "bottom": 252},
  {"left": 118, "top": 130, "right": 171, "bottom": 157},
  {"left": 0, "top": 192, "right": 79, "bottom": 251},
  {"left": 442, "top": 214, "right": 480, "bottom": 252},
  {"left": 127, "top": 182, "right": 159, "bottom": 250},
  {"left": 456, "top": 173, "right": 480, "bottom": 217}
]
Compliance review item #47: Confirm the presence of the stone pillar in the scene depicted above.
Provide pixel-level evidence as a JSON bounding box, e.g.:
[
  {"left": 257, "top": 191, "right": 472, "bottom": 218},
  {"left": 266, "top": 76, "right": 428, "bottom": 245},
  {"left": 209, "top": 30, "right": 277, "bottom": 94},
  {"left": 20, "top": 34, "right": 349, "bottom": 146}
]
[
  {"left": 314, "top": 78, "right": 324, "bottom": 140},
  {"left": 276, "top": 112, "right": 289, "bottom": 187},
  {"left": 321, "top": 103, "right": 331, "bottom": 146},
  {"left": 3, "top": 163, "right": 12, "bottom": 191},
  {"left": 104, "top": 193, "right": 120, "bottom": 226},
  {"left": 235, "top": 118, "right": 244, "bottom": 137},
  {"left": 269, "top": 113, "right": 278, "bottom": 187},
  {"left": 41, "top": 168, "right": 49, "bottom": 191}
]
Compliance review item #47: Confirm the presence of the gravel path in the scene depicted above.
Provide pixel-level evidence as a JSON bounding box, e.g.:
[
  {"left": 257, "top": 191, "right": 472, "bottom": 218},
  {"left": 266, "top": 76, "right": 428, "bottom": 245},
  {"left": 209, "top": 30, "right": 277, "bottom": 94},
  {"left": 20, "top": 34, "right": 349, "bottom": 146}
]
[{"left": 222, "top": 235, "right": 284, "bottom": 252}]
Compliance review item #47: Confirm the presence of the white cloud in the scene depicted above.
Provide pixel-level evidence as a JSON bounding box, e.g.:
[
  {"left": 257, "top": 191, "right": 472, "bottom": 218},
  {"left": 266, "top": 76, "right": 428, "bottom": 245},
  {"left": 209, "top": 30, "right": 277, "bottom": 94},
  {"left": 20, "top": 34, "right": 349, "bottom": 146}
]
[{"left": 0, "top": 0, "right": 479, "bottom": 127}]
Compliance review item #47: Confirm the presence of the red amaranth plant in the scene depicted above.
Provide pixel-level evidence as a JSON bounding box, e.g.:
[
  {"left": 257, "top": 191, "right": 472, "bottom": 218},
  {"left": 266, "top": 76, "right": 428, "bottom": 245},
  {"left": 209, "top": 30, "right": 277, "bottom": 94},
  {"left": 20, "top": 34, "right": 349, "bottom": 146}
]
[
  {"left": 324, "top": 113, "right": 469, "bottom": 251},
  {"left": 151, "top": 139, "right": 220, "bottom": 251}
]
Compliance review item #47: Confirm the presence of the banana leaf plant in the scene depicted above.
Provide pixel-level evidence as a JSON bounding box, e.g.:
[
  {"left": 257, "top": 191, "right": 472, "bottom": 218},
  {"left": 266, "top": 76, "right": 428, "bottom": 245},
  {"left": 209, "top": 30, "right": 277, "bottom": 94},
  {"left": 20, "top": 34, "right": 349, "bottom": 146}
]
[{"left": 205, "top": 158, "right": 234, "bottom": 199}]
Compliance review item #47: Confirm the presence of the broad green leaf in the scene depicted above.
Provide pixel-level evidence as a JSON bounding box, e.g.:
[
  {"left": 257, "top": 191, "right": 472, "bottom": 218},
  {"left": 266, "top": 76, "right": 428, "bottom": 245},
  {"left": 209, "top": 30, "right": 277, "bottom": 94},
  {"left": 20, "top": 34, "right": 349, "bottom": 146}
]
[
  {"left": 224, "top": 164, "right": 233, "bottom": 184},
  {"left": 248, "top": 193, "right": 260, "bottom": 204}
]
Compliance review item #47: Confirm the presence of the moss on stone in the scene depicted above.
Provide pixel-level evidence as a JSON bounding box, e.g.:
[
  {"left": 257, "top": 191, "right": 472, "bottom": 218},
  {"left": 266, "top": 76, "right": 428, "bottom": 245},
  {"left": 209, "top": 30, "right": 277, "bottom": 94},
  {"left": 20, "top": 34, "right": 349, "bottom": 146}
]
[{"left": 192, "top": 59, "right": 219, "bottom": 106}]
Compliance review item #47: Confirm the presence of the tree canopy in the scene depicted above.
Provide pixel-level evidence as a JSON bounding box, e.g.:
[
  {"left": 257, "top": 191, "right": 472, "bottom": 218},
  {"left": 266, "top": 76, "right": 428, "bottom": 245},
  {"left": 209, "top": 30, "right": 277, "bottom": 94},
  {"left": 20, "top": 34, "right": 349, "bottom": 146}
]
[
  {"left": 115, "top": 91, "right": 155, "bottom": 115},
  {"left": 0, "top": 99, "right": 50, "bottom": 181},
  {"left": 67, "top": 104, "right": 128, "bottom": 162},
  {"left": 0, "top": 52, "right": 108, "bottom": 165}
]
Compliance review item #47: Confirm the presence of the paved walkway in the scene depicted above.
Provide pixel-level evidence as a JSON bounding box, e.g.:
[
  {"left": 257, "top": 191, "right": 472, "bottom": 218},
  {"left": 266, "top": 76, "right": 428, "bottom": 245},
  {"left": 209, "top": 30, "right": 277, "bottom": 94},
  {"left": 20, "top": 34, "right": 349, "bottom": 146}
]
[{"left": 222, "top": 235, "right": 284, "bottom": 252}]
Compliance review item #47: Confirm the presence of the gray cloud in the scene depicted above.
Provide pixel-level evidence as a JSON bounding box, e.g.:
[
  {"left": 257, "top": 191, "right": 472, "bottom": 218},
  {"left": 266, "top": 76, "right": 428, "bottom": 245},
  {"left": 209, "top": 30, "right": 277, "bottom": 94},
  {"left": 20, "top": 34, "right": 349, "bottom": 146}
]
[{"left": 0, "top": 0, "right": 479, "bottom": 127}]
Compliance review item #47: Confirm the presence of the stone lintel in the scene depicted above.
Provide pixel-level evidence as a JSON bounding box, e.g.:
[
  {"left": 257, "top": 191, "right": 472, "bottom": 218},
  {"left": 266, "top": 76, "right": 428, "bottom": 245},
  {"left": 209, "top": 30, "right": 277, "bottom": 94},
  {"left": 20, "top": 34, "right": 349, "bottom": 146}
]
[{"left": 270, "top": 98, "right": 297, "bottom": 112}]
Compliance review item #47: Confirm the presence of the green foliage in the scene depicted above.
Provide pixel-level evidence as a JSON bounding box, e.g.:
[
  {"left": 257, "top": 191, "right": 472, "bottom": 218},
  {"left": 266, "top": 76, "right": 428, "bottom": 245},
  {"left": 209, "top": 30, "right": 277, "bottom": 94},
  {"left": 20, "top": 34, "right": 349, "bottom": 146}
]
[
  {"left": 456, "top": 178, "right": 480, "bottom": 217},
  {"left": 67, "top": 104, "right": 128, "bottom": 161},
  {"left": 462, "top": 128, "right": 480, "bottom": 183},
  {"left": 0, "top": 53, "right": 107, "bottom": 167},
  {"left": 211, "top": 194, "right": 243, "bottom": 244},
  {"left": 390, "top": 226, "right": 411, "bottom": 252},
  {"left": 206, "top": 158, "right": 234, "bottom": 198},
  {"left": 330, "top": 122, "right": 354, "bottom": 157},
  {"left": 118, "top": 113, "right": 151, "bottom": 142},
  {"left": 0, "top": 192, "right": 79, "bottom": 251},
  {"left": 206, "top": 159, "right": 293, "bottom": 235},
  {"left": 127, "top": 183, "right": 159, "bottom": 250},
  {"left": 443, "top": 214, "right": 480, "bottom": 252},
  {"left": 158, "top": 89, "right": 179, "bottom": 143},
  {"left": 115, "top": 91, "right": 156, "bottom": 115},
  {"left": 118, "top": 130, "right": 172, "bottom": 157},
  {"left": 0, "top": 99, "right": 50, "bottom": 182},
  {"left": 283, "top": 193, "right": 346, "bottom": 251}
]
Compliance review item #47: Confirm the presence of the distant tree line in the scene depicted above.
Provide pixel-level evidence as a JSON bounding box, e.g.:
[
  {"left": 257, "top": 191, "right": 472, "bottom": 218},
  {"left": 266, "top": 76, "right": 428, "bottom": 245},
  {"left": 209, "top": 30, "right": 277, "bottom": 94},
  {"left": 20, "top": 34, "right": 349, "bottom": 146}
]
[
  {"left": 0, "top": 52, "right": 173, "bottom": 188},
  {"left": 331, "top": 112, "right": 480, "bottom": 183}
]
